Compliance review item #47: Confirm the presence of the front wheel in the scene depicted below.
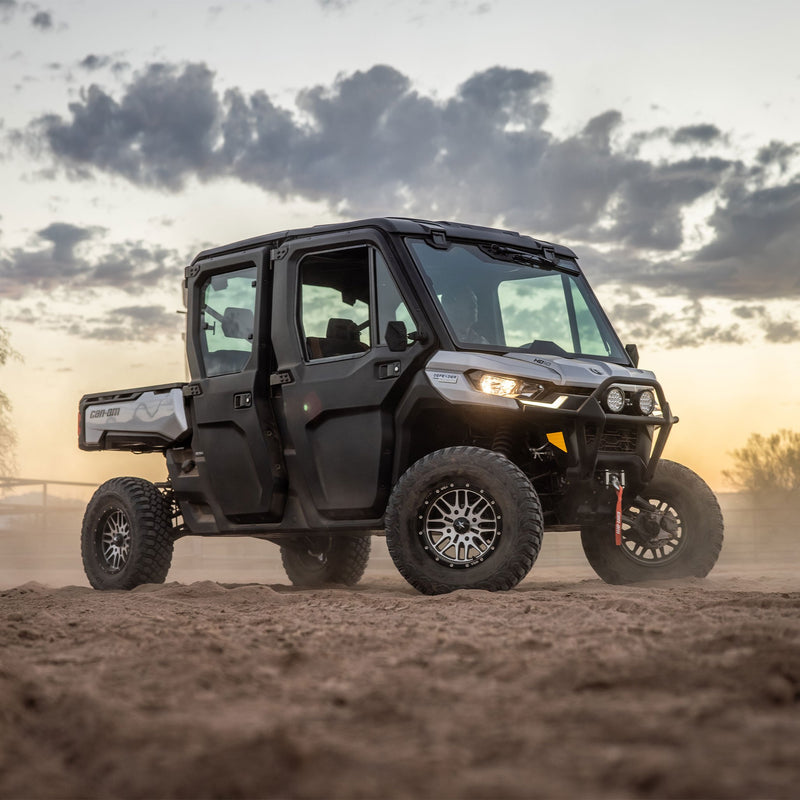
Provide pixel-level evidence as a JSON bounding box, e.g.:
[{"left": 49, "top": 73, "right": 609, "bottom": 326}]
[
  {"left": 280, "top": 535, "right": 371, "bottom": 587},
  {"left": 385, "top": 447, "right": 543, "bottom": 595},
  {"left": 81, "top": 477, "right": 175, "bottom": 590},
  {"left": 581, "top": 459, "right": 724, "bottom": 584}
]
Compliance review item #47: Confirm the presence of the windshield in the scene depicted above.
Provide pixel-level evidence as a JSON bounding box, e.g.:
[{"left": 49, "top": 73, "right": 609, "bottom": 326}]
[{"left": 406, "top": 238, "right": 627, "bottom": 362}]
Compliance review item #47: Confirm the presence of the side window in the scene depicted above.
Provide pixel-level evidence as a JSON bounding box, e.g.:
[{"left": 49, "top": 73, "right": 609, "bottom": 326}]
[
  {"left": 300, "top": 247, "right": 371, "bottom": 360},
  {"left": 375, "top": 250, "right": 416, "bottom": 343},
  {"left": 200, "top": 265, "right": 257, "bottom": 377},
  {"left": 570, "top": 281, "right": 611, "bottom": 356}
]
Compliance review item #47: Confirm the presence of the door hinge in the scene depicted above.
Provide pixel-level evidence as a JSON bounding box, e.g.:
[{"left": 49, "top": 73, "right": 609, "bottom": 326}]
[{"left": 270, "top": 371, "right": 294, "bottom": 386}]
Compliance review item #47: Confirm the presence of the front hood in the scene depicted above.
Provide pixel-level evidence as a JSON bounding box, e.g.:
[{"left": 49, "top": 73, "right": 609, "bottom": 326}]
[{"left": 426, "top": 350, "right": 656, "bottom": 389}]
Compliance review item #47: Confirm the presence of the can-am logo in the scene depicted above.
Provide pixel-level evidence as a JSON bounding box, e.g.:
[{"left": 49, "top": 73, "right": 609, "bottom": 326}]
[
  {"left": 431, "top": 372, "right": 459, "bottom": 384},
  {"left": 89, "top": 407, "right": 121, "bottom": 419}
]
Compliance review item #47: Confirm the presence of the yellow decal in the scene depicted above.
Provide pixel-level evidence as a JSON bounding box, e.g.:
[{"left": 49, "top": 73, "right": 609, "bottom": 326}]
[{"left": 546, "top": 432, "right": 567, "bottom": 452}]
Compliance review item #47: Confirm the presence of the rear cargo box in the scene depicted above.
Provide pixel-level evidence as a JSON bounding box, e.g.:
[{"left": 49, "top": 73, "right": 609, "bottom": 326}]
[{"left": 79, "top": 383, "right": 189, "bottom": 452}]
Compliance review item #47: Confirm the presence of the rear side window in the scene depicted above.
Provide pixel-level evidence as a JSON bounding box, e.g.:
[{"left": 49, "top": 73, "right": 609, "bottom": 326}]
[{"left": 200, "top": 266, "right": 257, "bottom": 376}]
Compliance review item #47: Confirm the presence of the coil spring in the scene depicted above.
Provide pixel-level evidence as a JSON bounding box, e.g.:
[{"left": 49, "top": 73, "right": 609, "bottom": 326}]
[{"left": 491, "top": 426, "right": 514, "bottom": 458}]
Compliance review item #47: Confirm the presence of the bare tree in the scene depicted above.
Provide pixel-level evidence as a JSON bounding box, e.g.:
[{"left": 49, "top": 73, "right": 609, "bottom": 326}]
[
  {"left": 0, "top": 325, "right": 20, "bottom": 477},
  {"left": 724, "top": 430, "right": 800, "bottom": 493}
]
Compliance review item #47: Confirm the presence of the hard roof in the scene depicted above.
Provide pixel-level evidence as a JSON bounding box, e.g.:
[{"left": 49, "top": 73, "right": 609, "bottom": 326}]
[{"left": 193, "top": 217, "right": 577, "bottom": 263}]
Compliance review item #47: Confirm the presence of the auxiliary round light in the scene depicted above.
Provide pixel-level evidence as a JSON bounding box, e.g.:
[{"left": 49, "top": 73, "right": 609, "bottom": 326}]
[
  {"left": 604, "top": 386, "right": 625, "bottom": 414},
  {"left": 636, "top": 389, "right": 655, "bottom": 416}
]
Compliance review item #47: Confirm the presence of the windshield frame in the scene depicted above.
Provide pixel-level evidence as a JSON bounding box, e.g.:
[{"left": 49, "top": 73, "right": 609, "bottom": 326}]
[{"left": 403, "top": 235, "right": 630, "bottom": 365}]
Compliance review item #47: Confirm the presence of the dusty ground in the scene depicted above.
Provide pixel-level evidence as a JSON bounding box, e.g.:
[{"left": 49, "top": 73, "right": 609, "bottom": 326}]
[{"left": 1, "top": 562, "right": 799, "bottom": 799}]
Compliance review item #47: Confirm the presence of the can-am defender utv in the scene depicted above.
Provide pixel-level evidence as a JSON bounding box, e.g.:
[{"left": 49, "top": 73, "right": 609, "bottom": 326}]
[{"left": 78, "top": 217, "right": 723, "bottom": 594}]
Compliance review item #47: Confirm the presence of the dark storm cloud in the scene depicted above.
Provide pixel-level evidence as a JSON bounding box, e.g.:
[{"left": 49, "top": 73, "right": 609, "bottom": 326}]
[
  {"left": 36, "top": 63, "right": 219, "bottom": 190},
  {"left": 624, "top": 179, "right": 800, "bottom": 301},
  {"left": 0, "top": 223, "right": 179, "bottom": 299},
  {"left": 31, "top": 10, "right": 52, "bottom": 29},
  {"left": 22, "top": 61, "right": 800, "bottom": 345},
  {"left": 25, "top": 61, "right": 732, "bottom": 253}
]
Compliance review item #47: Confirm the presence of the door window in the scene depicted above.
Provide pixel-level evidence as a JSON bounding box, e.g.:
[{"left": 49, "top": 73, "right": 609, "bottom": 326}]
[
  {"left": 200, "top": 266, "right": 257, "bottom": 377},
  {"left": 299, "top": 245, "right": 416, "bottom": 360},
  {"left": 299, "top": 247, "right": 372, "bottom": 360}
]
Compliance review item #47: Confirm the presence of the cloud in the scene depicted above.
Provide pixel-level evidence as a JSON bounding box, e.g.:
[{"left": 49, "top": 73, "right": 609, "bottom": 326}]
[
  {"left": 31, "top": 64, "right": 218, "bottom": 189},
  {"left": 66, "top": 304, "right": 183, "bottom": 341},
  {"left": 0, "top": 0, "right": 16, "bottom": 21},
  {"left": 79, "top": 54, "right": 110, "bottom": 71},
  {"left": 607, "top": 296, "right": 745, "bottom": 349},
  {"left": 20, "top": 61, "right": 800, "bottom": 345},
  {"left": 31, "top": 10, "right": 52, "bottom": 29},
  {"left": 0, "top": 223, "right": 179, "bottom": 300},
  {"left": 671, "top": 124, "right": 723, "bottom": 145}
]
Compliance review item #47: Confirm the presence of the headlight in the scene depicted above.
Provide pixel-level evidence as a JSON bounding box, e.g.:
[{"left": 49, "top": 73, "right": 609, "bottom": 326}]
[
  {"left": 635, "top": 389, "right": 655, "bottom": 416},
  {"left": 478, "top": 374, "right": 521, "bottom": 397},
  {"left": 604, "top": 386, "right": 625, "bottom": 413}
]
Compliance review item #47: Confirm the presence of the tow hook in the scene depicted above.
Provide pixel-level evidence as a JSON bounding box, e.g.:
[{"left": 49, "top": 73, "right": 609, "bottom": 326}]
[{"left": 604, "top": 470, "right": 626, "bottom": 546}]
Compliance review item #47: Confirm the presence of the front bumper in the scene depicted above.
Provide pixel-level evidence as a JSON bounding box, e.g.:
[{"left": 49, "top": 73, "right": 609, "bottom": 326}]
[{"left": 518, "top": 376, "right": 676, "bottom": 524}]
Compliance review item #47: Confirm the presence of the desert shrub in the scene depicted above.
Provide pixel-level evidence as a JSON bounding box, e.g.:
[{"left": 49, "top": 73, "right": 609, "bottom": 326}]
[
  {"left": 724, "top": 430, "right": 800, "bottom": 493},
  {"left": 0, "top": 325, "right": 20, "bottom": 477}
]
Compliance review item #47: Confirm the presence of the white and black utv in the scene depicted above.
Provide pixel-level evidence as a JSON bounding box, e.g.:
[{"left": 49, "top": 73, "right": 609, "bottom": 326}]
[{"left": 78, "top": 218, "right": 723, "bottom": 594}]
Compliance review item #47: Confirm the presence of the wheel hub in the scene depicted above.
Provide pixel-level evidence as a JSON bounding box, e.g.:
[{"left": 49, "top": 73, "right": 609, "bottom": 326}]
[
  {"left": 99, "top": 509, "right": 131, "bottom": 573},
  {"left": 419, "top": 483, "right": 501, "bottom": 568},
  {"left": 621, "top": 499, "right": 684, "bottom": 565}
]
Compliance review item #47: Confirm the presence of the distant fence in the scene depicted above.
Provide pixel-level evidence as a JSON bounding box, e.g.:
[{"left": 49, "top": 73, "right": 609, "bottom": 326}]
[{"left": 0, "top": 477, "right": 96, "bottom": 531}]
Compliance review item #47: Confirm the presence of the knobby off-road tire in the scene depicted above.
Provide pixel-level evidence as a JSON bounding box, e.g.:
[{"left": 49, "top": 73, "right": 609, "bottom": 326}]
[
  {"left": 81, "top": 477, "right": 174, "bottom": 590},
  {"left": 385, "top": 447, "right": 543, "bottom": 595},
  {"left": 280, "top": 535, "right": 371, "bottom": 587},
  {"left": 581, "top": 459, "right": 724, "bottom": 585}
]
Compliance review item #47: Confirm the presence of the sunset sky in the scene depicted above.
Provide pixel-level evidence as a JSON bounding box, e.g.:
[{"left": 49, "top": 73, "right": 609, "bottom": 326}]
[{"left": 1, "top": 0, "right": 799, "bottom": 491}]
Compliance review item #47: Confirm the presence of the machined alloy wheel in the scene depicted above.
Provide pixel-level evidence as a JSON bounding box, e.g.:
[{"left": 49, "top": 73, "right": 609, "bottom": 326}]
[
  {"left": 98, "top": 508, "right": 132, "bottom": 573},
  {"left": 420, "top": 483, "right": 500, "bottom": 568},
  {"left": 81, "top": 477, "right": 174, "bottom": 590},
  {"left": 386, "top": 447, "right": 543, "bottom": 594}
]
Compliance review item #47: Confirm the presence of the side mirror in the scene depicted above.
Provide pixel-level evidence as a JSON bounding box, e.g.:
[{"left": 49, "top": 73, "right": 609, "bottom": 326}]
[
  {"left": 625, "top": 343, "right": 639, "bottom": 368},
  {"left": 222, "top": 307, "right": 254, "bottom": 340},
  {"left": 385, "top": 321, "right": 408, "bottom": 352}
]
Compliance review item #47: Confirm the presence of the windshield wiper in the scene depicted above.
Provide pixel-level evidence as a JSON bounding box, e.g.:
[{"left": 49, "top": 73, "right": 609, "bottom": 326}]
[{"left": 479, "top": 244, "right": 578, "bottom": 274}]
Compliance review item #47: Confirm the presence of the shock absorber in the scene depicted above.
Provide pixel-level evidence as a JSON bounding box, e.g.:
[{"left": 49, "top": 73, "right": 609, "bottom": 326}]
[{"left": 492, "top": 425, "right": 514, "bottom": 458}]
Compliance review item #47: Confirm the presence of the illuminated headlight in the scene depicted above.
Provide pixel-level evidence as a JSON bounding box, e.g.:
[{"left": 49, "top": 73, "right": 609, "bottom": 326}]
[
  {"left": 635, "top": 389, "right": 655, "bottom": 416},
  {"left": 604, "top": 386, "right": 625, "bottom": 414},
  {"left": 478, "top": 374, "right": 521, "bottom": 397}
]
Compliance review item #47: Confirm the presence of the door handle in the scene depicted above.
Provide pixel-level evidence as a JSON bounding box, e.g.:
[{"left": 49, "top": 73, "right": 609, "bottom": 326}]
[{"left": 377, "top": 361, "right": 401, "bottom": 379}]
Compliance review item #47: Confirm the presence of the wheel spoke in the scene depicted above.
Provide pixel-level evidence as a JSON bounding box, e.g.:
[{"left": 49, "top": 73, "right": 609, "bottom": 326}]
[{"left": 422, "top": 485, "right": 499, "bottom": 567}]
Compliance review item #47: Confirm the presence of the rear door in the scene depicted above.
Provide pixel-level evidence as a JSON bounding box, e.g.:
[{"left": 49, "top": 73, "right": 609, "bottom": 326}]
[{"left": 186, "top": 248, "right": 286, "bottom": 525}]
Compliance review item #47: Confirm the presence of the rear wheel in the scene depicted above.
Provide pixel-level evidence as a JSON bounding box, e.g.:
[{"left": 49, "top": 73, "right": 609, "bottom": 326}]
[
  {"left": 385, "top": 447, "right": 543, "bottom": 595},
  {"left": 581, "top": 459, "right": 724, "bottom": 584},
  {"left": 81, "top": 477, "right": 174, "bottom": 590},
  {"left": 280, "top": 535, "right": 371, "bottom": 587}
]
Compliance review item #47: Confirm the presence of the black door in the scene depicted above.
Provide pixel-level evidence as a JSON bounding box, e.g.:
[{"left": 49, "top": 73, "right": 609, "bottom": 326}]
[
  {"left": 274, "top": 238, "right": 423, "bottom": 520},
  {"left": 188, "top": 250, "right": 286, "bottom": 526}
]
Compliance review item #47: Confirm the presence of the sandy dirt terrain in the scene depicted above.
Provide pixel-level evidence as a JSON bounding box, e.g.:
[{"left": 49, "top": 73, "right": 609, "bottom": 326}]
[{"left": 1, "top": 555, "right": 799, "bottom": 799}]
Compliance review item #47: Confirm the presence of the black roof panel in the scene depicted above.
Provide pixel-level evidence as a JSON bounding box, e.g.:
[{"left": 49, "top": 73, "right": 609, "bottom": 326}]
[{"left": 192, "top": 217, "right": 577, "bottom": 263}]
